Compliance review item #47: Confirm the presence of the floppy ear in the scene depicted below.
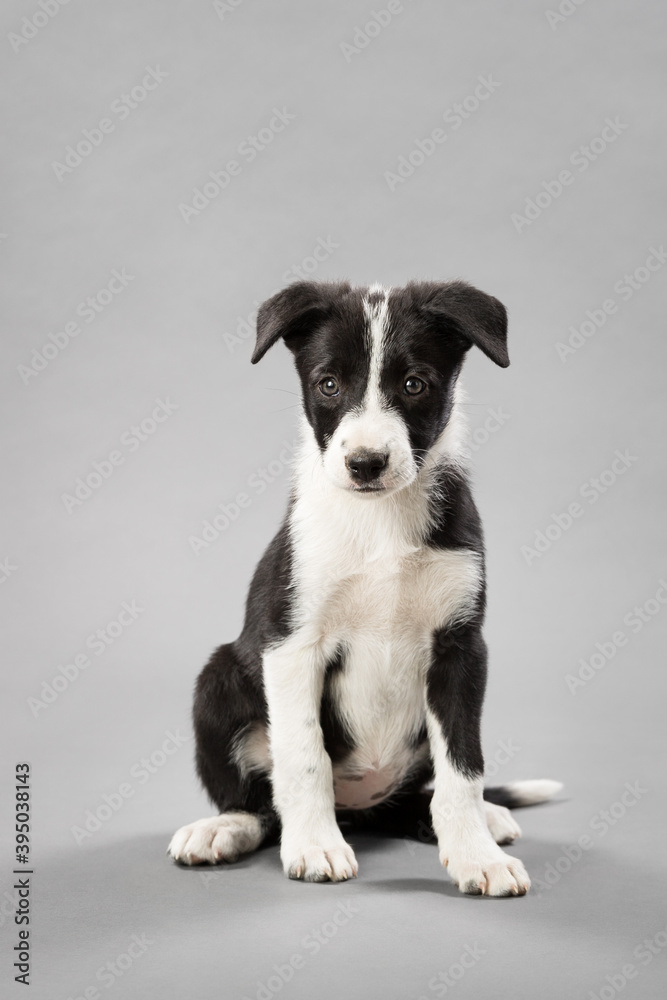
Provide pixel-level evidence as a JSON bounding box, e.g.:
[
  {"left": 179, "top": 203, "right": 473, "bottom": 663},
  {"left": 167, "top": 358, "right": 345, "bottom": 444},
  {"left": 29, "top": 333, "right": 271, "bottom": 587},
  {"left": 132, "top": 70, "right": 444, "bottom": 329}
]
[
  {"left": 411, "top": 280, "right": 509, "bottom": 368},
  {"left": 251, "top": 281, "right": 351, "bottom": 364}
]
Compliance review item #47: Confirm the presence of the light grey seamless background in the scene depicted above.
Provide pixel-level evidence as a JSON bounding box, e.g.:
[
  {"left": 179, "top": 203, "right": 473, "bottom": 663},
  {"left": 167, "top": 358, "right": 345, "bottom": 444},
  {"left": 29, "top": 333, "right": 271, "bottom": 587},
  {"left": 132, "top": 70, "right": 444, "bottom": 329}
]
[{"left": 2, "top": 0, "right": 666, "bottom": 997}]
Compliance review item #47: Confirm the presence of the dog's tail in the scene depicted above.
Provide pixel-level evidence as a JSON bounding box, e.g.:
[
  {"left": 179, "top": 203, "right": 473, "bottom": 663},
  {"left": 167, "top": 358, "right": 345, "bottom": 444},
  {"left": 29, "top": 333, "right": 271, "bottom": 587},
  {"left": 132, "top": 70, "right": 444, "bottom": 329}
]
[{"left": 483, "top": 779, "right": 563, "bottom": 809}]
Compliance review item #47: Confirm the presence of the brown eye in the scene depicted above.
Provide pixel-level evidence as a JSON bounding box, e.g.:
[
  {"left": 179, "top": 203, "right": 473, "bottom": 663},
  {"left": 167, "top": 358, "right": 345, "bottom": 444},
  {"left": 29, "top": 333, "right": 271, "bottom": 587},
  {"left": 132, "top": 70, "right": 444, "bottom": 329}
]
[
  {"left": 319, "top": 377, "right": 339, "bottom": 397},
  {"left": 404, "top": 377, "right": 426, "bottom": 396}
]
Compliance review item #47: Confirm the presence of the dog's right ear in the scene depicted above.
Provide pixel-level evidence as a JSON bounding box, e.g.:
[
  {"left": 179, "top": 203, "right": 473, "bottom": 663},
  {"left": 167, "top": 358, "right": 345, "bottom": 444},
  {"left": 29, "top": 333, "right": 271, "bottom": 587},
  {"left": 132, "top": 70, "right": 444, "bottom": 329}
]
[{"left": 252, "top": 281, "right": 351, "bottom": 364}]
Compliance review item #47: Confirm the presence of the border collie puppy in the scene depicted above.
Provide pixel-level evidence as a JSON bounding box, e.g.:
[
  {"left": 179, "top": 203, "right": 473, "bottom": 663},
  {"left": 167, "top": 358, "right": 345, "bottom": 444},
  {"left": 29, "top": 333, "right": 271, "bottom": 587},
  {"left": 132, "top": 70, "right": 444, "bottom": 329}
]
[{"left": 169, "top": 280, "right": 560, "bottom": 896}]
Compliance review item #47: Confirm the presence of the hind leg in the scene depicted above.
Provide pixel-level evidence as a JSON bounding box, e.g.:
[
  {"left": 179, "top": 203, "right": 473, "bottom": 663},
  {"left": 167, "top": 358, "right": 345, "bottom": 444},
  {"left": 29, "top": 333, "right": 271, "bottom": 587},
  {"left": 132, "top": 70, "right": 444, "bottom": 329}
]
[
  {"left": 351, "top": 786, "right": 521, "bottom": 847},
  {"left": 484, "top": 801, "right": 521, "bottom": 845},
  {"left": 168, "top": 643, "right": 277, "bottom": 866},
  {"left": 168, "top": 812, "right": 268, "bottom": 864}
]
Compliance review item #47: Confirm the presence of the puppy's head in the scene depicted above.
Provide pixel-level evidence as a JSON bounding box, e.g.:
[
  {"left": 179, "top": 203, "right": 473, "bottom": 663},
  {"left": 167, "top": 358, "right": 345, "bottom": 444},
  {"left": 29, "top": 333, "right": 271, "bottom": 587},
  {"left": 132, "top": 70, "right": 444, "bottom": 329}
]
[{"left": 252, "top": 280, "right": 508, "bottom": 496}]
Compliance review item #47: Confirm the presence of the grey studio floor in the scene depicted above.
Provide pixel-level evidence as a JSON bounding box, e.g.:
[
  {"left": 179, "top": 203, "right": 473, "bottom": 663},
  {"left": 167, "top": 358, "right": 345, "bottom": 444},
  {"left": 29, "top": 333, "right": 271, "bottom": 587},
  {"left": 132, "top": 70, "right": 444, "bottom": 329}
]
[{"left": 2, "top": 1, "right": 667, "bottom": 998}]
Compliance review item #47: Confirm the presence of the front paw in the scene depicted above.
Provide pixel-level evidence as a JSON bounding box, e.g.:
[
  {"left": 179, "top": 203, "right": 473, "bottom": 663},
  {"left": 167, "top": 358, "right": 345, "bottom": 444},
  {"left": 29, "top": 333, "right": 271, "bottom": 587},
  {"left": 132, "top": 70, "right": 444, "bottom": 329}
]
[
  {"left": 442, "top": 847, "right": 530, "bottom": 897},
  {"left": 282, "top": 841, "right": 358, "bottom": 882}
]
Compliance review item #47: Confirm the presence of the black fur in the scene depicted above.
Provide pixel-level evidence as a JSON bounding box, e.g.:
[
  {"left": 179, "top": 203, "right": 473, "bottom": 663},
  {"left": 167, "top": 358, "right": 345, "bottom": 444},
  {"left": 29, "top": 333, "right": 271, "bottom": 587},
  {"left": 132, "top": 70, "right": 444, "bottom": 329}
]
[{"left": 482, "top": 786, "right": 529, "bottom": 809}]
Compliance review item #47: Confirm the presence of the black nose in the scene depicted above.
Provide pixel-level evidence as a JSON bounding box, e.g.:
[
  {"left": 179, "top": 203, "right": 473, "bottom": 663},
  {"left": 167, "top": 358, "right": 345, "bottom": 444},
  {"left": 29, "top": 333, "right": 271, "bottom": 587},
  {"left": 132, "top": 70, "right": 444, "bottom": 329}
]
[{"left": 345, "top": 449, "right": 389, "bottom": 484}]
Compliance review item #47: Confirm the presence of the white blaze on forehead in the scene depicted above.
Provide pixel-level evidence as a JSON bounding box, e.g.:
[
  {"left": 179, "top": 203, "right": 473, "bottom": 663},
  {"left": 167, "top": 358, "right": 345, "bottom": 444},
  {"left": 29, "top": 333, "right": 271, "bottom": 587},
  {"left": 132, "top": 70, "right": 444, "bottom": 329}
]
[
  {"left": 362, "top": 285, "right": 391, "bottom": 414},
  {"left": 320, "top": 283, "right": 417, "bottom": 492}
]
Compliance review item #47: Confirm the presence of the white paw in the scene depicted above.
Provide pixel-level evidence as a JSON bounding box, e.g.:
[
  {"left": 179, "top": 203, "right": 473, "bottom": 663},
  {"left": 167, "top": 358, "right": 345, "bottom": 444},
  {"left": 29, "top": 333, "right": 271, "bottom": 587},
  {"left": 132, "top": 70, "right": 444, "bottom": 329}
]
[
  {"left": 167, "top": 813, "right": 263, "bottom": 865},
  {"left": 485, "top": 801, "right": 522, "bottom": 845},
  {"left": 282, "top": 842, "right": 358, "bottom": 882},
  {"left": 442, "top": 846, "right": 530, "bottom": 896}
]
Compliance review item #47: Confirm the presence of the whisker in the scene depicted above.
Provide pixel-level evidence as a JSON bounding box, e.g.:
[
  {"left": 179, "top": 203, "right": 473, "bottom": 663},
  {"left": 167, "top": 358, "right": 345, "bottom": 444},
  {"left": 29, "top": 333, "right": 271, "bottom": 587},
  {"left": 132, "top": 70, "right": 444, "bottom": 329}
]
[
  {"left": 264, "top": 387, "right": 301, "bottom": 398},
  {"left": 268, "top": 404, "right": 302, "bottom": 414}
]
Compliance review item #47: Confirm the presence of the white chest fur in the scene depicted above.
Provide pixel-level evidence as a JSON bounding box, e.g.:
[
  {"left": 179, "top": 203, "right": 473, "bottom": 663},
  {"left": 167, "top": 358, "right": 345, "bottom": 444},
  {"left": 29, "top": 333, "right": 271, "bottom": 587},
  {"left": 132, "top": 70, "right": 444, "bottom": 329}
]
[{"left": 284, "top": 432, "right": 483, "bottom": 809}]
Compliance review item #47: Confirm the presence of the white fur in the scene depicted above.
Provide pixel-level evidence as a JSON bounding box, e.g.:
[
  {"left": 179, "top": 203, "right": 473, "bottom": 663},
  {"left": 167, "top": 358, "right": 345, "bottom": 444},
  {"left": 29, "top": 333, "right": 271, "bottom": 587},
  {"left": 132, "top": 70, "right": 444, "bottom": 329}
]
[
  {"left": 484, "top": 801, "right": 522, "bottom": 845},
  {"left": 499, "top": 779, "right": 563, "bottom": 806},
  {"left": 232, "top": 721, "right": 271, "bottom": 778},
  {"left": 168, "top": 813, "right": 264, "bottom": 865},
  {"left": 430, "top": 379, "right": 470, "bottom": 469},
  {"left": 263, "top": 632, "right": 357, "bottom": 881},
  {"left": 426, "top": 708, "right": 530, "bottom": 895},
  {"left": 364, "top": 283, "right": 390, "bottom": 412}
]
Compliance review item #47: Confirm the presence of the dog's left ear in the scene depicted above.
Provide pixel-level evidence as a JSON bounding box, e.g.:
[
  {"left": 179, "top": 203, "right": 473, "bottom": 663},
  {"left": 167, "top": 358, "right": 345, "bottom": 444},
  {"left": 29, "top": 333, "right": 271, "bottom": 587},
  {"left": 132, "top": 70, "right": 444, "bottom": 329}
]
[
  {"left": 412, "top": 280, "right": 509, "bottom": 368},
  {"left": 251, "top": 281, "right": 351, "bottom": 364}
]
